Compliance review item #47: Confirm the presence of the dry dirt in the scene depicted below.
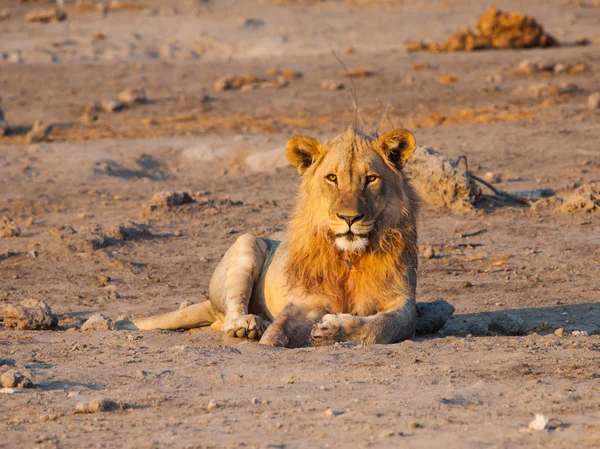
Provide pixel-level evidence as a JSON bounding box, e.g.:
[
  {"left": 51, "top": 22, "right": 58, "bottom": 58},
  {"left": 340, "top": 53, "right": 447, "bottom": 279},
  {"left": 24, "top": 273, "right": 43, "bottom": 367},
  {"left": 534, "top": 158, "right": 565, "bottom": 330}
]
[{"left": 1, "top": 0, "right": 600, "bottom": 448}]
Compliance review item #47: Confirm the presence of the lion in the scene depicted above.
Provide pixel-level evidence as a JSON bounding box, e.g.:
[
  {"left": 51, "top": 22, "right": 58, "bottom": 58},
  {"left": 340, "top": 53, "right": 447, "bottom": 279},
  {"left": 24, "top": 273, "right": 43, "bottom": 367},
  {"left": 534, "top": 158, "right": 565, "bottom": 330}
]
[{"left": 114, "top": 128, "right": 455, "bottom": 347}]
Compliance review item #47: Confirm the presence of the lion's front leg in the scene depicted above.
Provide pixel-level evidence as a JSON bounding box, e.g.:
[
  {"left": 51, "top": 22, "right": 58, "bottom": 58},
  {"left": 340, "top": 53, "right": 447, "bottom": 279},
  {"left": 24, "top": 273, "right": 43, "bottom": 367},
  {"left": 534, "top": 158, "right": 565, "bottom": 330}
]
[{"left": 310, "top": 301, "right": 417, "bottom": 346}]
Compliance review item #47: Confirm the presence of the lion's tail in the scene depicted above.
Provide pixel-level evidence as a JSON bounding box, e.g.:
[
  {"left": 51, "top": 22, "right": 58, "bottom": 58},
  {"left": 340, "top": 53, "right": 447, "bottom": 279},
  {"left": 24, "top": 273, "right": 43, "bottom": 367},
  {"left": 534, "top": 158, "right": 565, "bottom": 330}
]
[{"left": 114, "top": 300, "right": 220, "bottom": 331}]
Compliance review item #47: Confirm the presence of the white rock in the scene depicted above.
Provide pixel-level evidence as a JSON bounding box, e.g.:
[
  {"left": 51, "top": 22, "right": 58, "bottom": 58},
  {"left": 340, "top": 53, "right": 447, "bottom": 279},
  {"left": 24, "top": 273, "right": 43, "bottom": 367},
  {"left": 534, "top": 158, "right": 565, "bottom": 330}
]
[
  {"left": 528, "top": 413, "right": 550, "bottom": 431},
  {"left": 81, "top": 313, "right": 112, "bottom": 331},
  {"left": 588, "top": 93, "right": 600, "bottom": 110},
  {"left": 244, "top": 148, "right": 290, "bottom": 172}
]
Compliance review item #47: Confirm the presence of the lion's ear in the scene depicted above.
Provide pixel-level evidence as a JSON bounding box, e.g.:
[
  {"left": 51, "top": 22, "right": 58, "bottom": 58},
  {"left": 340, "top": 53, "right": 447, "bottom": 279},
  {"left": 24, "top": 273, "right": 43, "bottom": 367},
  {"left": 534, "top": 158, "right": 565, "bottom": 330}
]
[
  {"left": 377, "top": 129, "right": 416, "bottom": 170},
  {"left": 286, "top": 135, "right": 322, "bottom": 174}
]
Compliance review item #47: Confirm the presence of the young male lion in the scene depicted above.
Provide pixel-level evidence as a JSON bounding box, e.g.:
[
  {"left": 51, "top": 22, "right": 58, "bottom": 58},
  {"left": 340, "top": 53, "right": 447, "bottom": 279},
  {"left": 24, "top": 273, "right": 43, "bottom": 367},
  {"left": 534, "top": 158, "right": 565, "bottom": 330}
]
[{"left": 115, "top": 128, "right": 454, "bottom": 347}]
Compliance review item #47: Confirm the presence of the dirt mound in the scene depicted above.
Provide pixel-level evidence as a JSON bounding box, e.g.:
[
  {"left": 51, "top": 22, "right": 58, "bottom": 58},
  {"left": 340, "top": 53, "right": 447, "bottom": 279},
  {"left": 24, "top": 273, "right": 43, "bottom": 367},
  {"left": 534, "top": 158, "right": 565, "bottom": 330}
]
[
  {"left": 530, "top": 182, "right": 600, "bottom": 214},
  {"left": 407, "top": 147, "right": 482, "bottom": 212},
  {"left": 0, "top": 299, "right": 57, "bottom": 330},
  {"left": 406, "top": 6, "right": 558, "bottom": 53}
]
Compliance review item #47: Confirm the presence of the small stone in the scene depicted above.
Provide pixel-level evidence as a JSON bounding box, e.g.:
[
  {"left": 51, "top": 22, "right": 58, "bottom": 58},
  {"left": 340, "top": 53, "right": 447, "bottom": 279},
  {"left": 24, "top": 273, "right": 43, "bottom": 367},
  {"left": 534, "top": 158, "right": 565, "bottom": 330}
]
[
  {"left": 118, "top": 88, "right": 147, "bottom": 105},
  {"left": 423, "top": 246, "right": 435, "bottom": 260},
  {"left": 80, "top": 313, "right": 112, "bottom": 331},
  {"left": 179, "top": 300, "right": 196, "bottom": 309},
  {"left": 528, "top": 413, "right": 550, "bottom": 431},
  {"left": 144, "top": 191, "right": 193, "bottom": 213},
  {"left": 554, "top": 328, "right": 564, "bottom": 337},
  {"left": 462, "top": 281, "right": 473, "bottom": 288},
  {"left": 1, "top": 370, "right": 33, "bottom": 389},
  {"left": 324, "top": 408, "right": 343, "bottom": 417},
  {"left": 241, "top": 17, "right": 264, "bottom": 29},
  {"left": 95, "top": 274, "right": 110, "bottom": 287},
  {"left": 39, "top": 414, "right": 58, "bottom": 423},
  {"left": 207, "top": 400, "right": 218, "bottom": 410},
  {"left": 26, "top": 121, "right": 51, "bottom": 143},
  {"left": 378, "top": 429, "right": 397, "bottom": 438},
  {"left": 587, "top": 93, "right": 600, "bottom": 110},
  {"left": 100, "top": 99, "right": 124, "bottom": 113},
  {"left": 320, "top": 80, "right": 345, "bottom": 91},
  {"left": 75, "top": 399, "right": 121, "bottom": 414},
  {"left": 553, "top": 63, "right": 567, "bottom": 74},
  {"left": 0, "top": 388, "right": 15, "bottom": 394},
  {"left": 483, "top": 172, "right": 502, "bottom": 184},
  {"left": 571, "top": 330, "right": 589, "bottom": 337},
  {"left": 488, "top": 312, "right": 526, "bottom": 336},
  {"left": 25, "top": 7, "right": 67, "bottom": 23},
  {"left": 0, "top": 217, "right": 20, "bottom": 238},
  {"left": 250, "top": 397, "right": 260, "bottom": 404},
  {"left": 408, "top": 421, "right": 422, "bottom": 429}
]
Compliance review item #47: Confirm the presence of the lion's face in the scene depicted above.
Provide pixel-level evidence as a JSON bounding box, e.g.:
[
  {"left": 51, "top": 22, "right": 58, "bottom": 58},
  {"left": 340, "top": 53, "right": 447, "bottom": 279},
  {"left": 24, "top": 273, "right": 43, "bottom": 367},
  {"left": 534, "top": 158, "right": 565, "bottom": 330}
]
[{"left": 286, "top": 128, "right": 417, "bottom": 253}]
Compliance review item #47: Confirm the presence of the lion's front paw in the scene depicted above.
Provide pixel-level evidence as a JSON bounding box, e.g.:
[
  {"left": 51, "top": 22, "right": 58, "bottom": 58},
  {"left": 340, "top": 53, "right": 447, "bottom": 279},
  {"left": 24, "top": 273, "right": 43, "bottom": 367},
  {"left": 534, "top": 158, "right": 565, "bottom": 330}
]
[
  {"left": 310, "top": 314, "right": 343, "bottom": 346},
  {"left": 224, "top": 314, "right": 267, "bottom": 340},
  {"left": 259, "top": 325, "right": 289, "bottom": 347}
]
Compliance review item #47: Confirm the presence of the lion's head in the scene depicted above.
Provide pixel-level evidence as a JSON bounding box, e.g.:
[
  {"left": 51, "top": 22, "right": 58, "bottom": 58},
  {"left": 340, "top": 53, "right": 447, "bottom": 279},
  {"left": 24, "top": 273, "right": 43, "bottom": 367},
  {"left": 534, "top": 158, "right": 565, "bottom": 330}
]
[{"left": 286, "top": 128, "right": 418, "bottom": 253}]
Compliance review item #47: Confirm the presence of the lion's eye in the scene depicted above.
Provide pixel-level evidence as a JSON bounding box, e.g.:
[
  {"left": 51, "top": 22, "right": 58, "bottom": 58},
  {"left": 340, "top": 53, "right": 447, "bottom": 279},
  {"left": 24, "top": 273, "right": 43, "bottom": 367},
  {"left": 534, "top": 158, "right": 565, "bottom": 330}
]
[
  {"left": 366, "top": 175, "right": 379, "bottom": 184},
  {"left": 326, "top": 174, "right": 337, "bottom": 183}
]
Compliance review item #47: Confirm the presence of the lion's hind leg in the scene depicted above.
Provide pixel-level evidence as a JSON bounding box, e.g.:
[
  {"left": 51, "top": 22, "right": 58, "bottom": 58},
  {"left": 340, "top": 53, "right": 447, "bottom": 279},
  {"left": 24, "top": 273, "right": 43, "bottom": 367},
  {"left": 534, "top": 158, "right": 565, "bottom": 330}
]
[{"left": 209, "top": 233, "right": 269, "bottom": 340}]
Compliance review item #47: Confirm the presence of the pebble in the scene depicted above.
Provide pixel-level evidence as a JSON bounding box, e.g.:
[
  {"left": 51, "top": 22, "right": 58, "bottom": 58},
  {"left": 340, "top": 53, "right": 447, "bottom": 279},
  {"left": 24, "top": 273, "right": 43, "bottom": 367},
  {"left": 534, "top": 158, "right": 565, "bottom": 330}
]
[
  {"left": 179, "top": 300, "right": 196, "bottom": 309},
  {"left": 528, "top": 413, "right": 550, "bottom": 431},
  {"left": 423, "top": 246, "right": 435, "bottom": 259},
  {"left": 118, "top": 87, "right": 147, "bottom": 105},
  {"left": 80, "top": 313, "right": 113, "bottom": 331},
  {"left": 75, "top": 399, "right": 121, "bottom": 414},
  {"left": 488, "top": 312, "right": 526, "bottom": 336},
  {"left": 1, "top": 370, "right": 33, "bottom": 389},
  {"left": 571, "top": 330, "right": 589, "bottom": 337},
  {"left": 587, "top": 93, "right": 600, "bottom": 110},
  {"left": 320, "top": 80, "right": 345, "bottom": 91},
  {"left": 25, "top": 7, "right": 67, "bottom": 23},
  {"left": 39, "top": 414, "right": 58, "bottom": 423},
  {"left": 324, "top": 408, "right": 343, "bottom": 417},
  {"left": 100, "top": 99, "right": 124, "bottom": 113},
  {"left": 26, "top": 121, "right": 51, "bottom": 143},
  {"left": 408, "top": 421, "right": 423, "bottom": 429},
  {"left": 554, "top": 328, "right": 564, "bottom": 337},
  {"left": 483, "top": 171, "right": 502, "bottom": 184}
]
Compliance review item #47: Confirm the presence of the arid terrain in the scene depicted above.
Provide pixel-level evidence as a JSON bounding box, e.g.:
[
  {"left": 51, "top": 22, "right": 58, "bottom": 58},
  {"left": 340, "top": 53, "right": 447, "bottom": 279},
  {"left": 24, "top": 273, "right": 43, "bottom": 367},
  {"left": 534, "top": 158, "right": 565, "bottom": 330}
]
[{"left": 1, "top": 0, "right": 600, "bottom": 448}]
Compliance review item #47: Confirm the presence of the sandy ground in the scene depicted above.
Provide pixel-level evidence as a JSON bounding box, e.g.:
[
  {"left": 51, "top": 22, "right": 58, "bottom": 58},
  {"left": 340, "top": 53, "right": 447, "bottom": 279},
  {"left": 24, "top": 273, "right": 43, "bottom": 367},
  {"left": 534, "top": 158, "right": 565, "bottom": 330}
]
[{"left": 1, "top": 0, "right": 600, "bottom": 448}]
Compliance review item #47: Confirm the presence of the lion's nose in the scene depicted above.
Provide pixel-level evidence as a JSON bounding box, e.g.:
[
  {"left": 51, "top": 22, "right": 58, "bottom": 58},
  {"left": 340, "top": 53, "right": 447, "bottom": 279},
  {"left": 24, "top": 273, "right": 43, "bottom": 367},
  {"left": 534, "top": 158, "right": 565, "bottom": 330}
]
[{"left": 337, "top": 213, "right": 365, "bottom": 227}]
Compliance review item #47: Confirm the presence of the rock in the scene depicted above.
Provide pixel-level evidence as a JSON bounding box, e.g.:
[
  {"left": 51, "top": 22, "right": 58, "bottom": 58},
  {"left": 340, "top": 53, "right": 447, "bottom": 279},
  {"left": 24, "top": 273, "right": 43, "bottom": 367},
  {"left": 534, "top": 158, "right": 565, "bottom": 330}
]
[
  {"left": 25, "top": 8, "right": 67, "bottom": 23},
  {"left": 483, "top": 171, "right": 502, "bottom": 184},
  {"left": 528, "top": 413, "right": 550, "bottom": 431},
  {"left": 415, "top": 299, "right": 455, "bottom": 335},
  {"left": 75, "top": 399, "right": 121, "bottom": 414},
  {"left": 245, "top": 149, "right": 290, "bottom": 172},
  {"left": 408, "top": 421, "right": 423, "bottom": 429},
  {"left": 407, "top": 146, "right": 482, "bottom": 212},
  {"left": 214, "top": 74, "right": 265, "bottom": 91},
  {"left": 488, "top": 312, "right": 526, "bottom": 336},
  {"left": 81, "top": 313, "right": 112, "bottom": 331},
  {"left": 0, "top": 299, "right": 57, "bottom": 330},
  {"left": 241, "top": 17, "right": 264, "bottom": 29},
  {"left": 0, "top": 9, "right": 11, "bottom": 21},
  {"left": 571, "top": 330, "right": 589, "bottom": 337},
  {"left": 324, "top": 408, "right": 343, "bottom": 417},
  {"left": 118, "top": 88, "right": 147, "bottom": 105},
  {"left": 0, "top": 358, "right": 16, "bottom": 367},
  {"left": 0, "top": 217, "right": 20, "bottom": 238},
  {"left": 559, "top": 182, "right": 599, "bottom": 213},
  {"left": 0, "top": 370, "right": 33, "bottom": 389},
  {"left": 26, "top": 120, "right": 52, "bottom": 143},
  {"left": 39, "top": 414, "right": 58, "bottom": 423},
  {"left": 553, "top": 328, "right": 564, "bottom": 337},
  {"left": 100, "top": 99, "right": 124, "bottom": 113},
  {"left": 320, "top": 80, "right": 345, "bottom": 91},
  {"left": 144, "top": 191, "right": 193, "bottom": 213},
  {"left": 0, "top": 107, "right": 8, "bottom": 136},
  {"left": 553, "top": 63, "right": 567, "bottom": 74},
  {"left": 4, "top": 51, "right": 23, "bottom": 64},
  {"left": 422, "top": 246, "right": 435, "bottom": 259},
  {"left": 588, "top": 93, "right": 600, "bottom": 110},
  {"left": 467, "top": 322, "right": 488, "bottom": 336},
  {"left": 207, "top": 400, "right": 218, "bottom": 410},
  {"left": 405, "top": 6, "right": 558, "bottom": 53}
]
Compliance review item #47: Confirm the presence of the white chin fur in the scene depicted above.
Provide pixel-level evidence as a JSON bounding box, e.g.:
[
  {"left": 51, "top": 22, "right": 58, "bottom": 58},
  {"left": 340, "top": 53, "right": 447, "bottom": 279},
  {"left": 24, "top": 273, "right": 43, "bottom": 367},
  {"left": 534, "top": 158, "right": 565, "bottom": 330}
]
[{"left": 335, "top": 236, "right": 369, "bottom": 252}]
